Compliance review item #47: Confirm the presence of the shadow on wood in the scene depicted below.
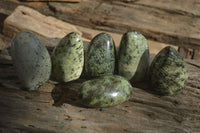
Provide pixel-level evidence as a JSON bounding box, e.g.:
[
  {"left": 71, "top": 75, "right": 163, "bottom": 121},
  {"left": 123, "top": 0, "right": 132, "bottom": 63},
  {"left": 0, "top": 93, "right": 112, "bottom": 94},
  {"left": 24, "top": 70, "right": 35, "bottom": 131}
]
[{"left": 51, "top": 79, "right": 87, "bottom": 108}]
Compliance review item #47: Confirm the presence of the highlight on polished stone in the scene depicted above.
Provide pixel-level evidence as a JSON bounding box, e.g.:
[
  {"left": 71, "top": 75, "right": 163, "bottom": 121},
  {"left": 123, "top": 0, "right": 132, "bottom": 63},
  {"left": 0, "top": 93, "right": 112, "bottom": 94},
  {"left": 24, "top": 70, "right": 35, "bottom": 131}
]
[
  {"left": 78, "top": 75, "right": 133, "bottom": 108},
  {"left": 85, "top": 33, "right": 116, "bottom": 78}
]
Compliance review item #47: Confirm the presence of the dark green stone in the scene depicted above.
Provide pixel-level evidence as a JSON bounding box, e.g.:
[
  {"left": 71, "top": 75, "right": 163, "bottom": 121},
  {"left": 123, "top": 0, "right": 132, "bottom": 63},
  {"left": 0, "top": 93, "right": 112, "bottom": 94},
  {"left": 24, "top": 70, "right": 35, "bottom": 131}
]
[
  {"left": 52, "top": 32, "right": 84, "bottom": 82},
  {"left": 85, "top": 33, "right": 116, "bottom": 78},
  {"left": 118, "top": 31, "right": 149, "bottom": 82},
  {"left": 79, "top": 75, "right": 133, "bottom": 108},
  {"left": 11, "top": 31, "right": 51, "bottom": 91},
  {"left": 149, "top": 46, "right": 188, "bottom": 95}
]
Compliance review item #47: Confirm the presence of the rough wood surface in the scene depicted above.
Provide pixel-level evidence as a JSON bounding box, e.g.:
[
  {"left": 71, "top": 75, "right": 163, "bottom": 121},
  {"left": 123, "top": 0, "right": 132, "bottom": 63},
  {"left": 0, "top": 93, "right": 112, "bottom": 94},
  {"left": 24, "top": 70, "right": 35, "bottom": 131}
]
[
  {"left": 3, "top": 6, "right": 82, "bottom": 39},
  {"left": 48, "top": 0, "right": 200, "bottom": 49},
  {"left": 0, "top": 34, "right": 10, "bottom": 50},
  {"left": 0, "top": 0, "right": 200, "bottom": 60},
  {"left": 193, "top": 49, "right": 200, "bottom": 60},
  {"left": 20, "top": 0, "right": 85, "bottom": 2},
  {"left": 178, "top": 47, "right": 200, "bottom": 60},
  {"left": 0, "top": 50, "right": 200, "bottom": 133}
]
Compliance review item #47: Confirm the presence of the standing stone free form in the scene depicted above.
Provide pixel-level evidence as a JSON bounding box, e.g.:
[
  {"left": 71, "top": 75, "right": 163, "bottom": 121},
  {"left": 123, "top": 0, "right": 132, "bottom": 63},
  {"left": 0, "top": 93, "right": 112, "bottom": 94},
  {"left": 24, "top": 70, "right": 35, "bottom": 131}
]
[
  {"left": 52, "top": 32, "right": 84, "bottom": 82},
  {"left": 85, "top": 33, "right": 116, "bottom": 78},
  {"left": 78, "top": 75, "right": 133, "bottom": 108},
  {"left": 11, "top": 31, "right": 51, "bottom": 91},
  {"left": 149, "top": 46, "right": 188, "bottom": 95},
  {"left": 118, "top": 31, "right": 149, "bottom": 82}
]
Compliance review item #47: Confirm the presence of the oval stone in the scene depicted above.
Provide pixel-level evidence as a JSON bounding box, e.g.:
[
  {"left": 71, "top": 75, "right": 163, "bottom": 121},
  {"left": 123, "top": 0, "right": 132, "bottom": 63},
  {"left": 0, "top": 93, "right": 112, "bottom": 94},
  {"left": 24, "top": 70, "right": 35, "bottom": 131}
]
[
  {"left": 118, "top": 31, "right": 149, "bottom": 82},
  {"left": 149, "top": 46, "right": 188, "bottom": 95},
  {"left": 85, "top": 33, "right": 116, "bottom": 78},
  {"left": 79, "top": 75, "right": 133, "bottom": 108},
  {"left": 11, "top": 31, "right": 51, "bottom": 91},
  {"left": 52, "top": 32, "right": 84, "bottom": 82}
]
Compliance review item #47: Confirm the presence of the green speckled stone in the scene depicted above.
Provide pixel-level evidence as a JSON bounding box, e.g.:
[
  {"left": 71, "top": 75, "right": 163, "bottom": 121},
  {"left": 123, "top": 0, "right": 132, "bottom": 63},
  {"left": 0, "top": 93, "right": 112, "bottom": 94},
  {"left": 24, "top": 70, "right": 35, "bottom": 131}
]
[
  {"left": 149, "top": 46, "right": 188, "bottom": 95},
  {"left": 85, "top": 33, "right": 116, "bottom": 78},
  {"left": 79, "top": 75, "right": 133, "bottom": 108},
  {"left": 11, "top": 31, "right": 51, "bottom": 91},
  {"left": 118, "top": 31, "right": 149, "bottom": 82},
  {"left": 52, "top": 32, "right": 84, "bottom": 82}
]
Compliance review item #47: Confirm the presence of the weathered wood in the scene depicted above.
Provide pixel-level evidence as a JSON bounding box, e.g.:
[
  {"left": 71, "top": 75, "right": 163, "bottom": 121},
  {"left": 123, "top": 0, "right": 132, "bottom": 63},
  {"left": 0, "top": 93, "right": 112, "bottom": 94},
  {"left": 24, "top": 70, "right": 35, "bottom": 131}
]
[
  {"left": 178, "top": 47, "right": 193, "bottom": 59},
  {"left": 131, "top": 0, "right": 200, "bottom": 17},
  {"left": 0, "top": 50, "right": 200, "bottom": 133},
  {"left": 0, "top": 0, "right": 198, "bottom": 57},
  {"left": 1, "top": 0, "right": 200, "bottom": 51},
  {"left": 178, "top": 47, "right": 200, "bottom": 60},
  {"left": 0, "top": 1, "right": 19, "bottom": 16},
  {"left": 3, "top": 6, "right": 82, "bottom": 39},
  {"left": 0, "top": 34, "right": 10, "bottom": 50},
  {"left": 20, "top": 0, "right": 85, "bottom": 2},
  {"left": 193, "top": 49, "right": 200, "bottom": 60},
  {"left": 48, "top": 0, "right": 200, "bottom": 49}
]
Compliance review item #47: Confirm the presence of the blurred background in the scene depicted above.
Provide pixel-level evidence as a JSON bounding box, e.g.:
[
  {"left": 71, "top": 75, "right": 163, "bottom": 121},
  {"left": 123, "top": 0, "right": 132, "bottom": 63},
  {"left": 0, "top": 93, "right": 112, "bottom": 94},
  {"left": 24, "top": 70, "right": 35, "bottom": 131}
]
[{"left": 0, "top": 0, "right": 199, "bottom": 59}]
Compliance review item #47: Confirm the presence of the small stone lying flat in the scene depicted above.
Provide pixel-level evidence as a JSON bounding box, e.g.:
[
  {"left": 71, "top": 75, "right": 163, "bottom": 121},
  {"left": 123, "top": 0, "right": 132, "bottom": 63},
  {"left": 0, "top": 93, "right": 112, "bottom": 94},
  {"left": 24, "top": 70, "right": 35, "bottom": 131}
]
[
  {"left": 79, "top": 75, "right": 133, "bottom": 108},
  {"left": 3, "top": 6, "right": 82, "bottom": 39}
]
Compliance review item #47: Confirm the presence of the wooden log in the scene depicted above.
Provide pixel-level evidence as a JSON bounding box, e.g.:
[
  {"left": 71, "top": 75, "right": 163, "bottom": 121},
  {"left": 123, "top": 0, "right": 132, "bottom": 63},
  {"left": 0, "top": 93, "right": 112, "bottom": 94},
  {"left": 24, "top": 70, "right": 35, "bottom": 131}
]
[
  {"left": 3, "top": 6, "right": 82, "bottom": 39},
  {"left": 193, "top": 49, "right": 200, "bottom": 60},
  {"left": 178, "top": 47, "right": 193, "bottom": 59},
  {"left": 0, "top": 55, "right": 200, "bottom": 133},
  {"left": 0, "top": 34, "right": 10, "bottom": 51},
  {"left": 132, "top": 0, "right": 200, "bottom": 17},
  {"left": 0, "top": 1, "right": 18, "bottom": 16},
  {"left": 0, "top": 41, "right": 200, "bottom": 132},
  {"left": 178, "top": 47, "right": 200, "bottom": 60},
  {"left": 20, "top": 0, "right": 85, "bottom": 2},
  {"left": 48, "top": 0, "right": 200, "bottom": 49}
]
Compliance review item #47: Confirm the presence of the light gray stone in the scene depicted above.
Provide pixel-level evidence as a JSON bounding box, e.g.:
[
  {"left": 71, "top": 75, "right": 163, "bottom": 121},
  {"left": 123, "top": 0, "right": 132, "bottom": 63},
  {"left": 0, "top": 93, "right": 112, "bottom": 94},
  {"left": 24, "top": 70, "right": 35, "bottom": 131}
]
[{"left": 11, "top": 31, "right": 51, "bottom": 91}]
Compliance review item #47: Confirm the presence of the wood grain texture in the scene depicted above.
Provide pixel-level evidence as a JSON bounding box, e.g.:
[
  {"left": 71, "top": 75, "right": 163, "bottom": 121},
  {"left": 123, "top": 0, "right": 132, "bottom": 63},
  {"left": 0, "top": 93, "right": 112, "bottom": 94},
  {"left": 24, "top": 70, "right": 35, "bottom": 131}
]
[
  {"left": 0, "top": 34, "right": 10, "bottom": 50},
  {"left": 0, "top": 0, "right": 199, "bottom": 58},
  {"left": 48, "top": 0, "right": 200, "bottom": 49},
  {"left": 0, "top": 52, "right": 200, "bottom": 133},
  {"left": 20, "top": 0, "right": 85, "bottom": 2},
  {"left": 3, "top": 6, "right": 82, "bottom": 39}
]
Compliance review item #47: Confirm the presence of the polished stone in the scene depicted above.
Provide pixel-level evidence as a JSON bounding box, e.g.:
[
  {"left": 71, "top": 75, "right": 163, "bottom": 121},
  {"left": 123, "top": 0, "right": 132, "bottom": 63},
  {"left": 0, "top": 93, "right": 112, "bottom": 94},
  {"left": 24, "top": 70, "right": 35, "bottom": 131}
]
[
  {"left": 149, "top": 46, "right": 188, "bottom": 95},
  {"left": 52, "top": 32, "right": 84, "bottom": 82},
  {"left": 118, "top": 31, "right": 149, "bottom": 82},
  {"left": 79, "top": 75, "right": 133, "bottom": 108},
  {"left": 85, "top": 33, "right": 116, "bottom": 78},
  {"left": 11, "top": 31, "right": 51, "bottom": 91}
]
